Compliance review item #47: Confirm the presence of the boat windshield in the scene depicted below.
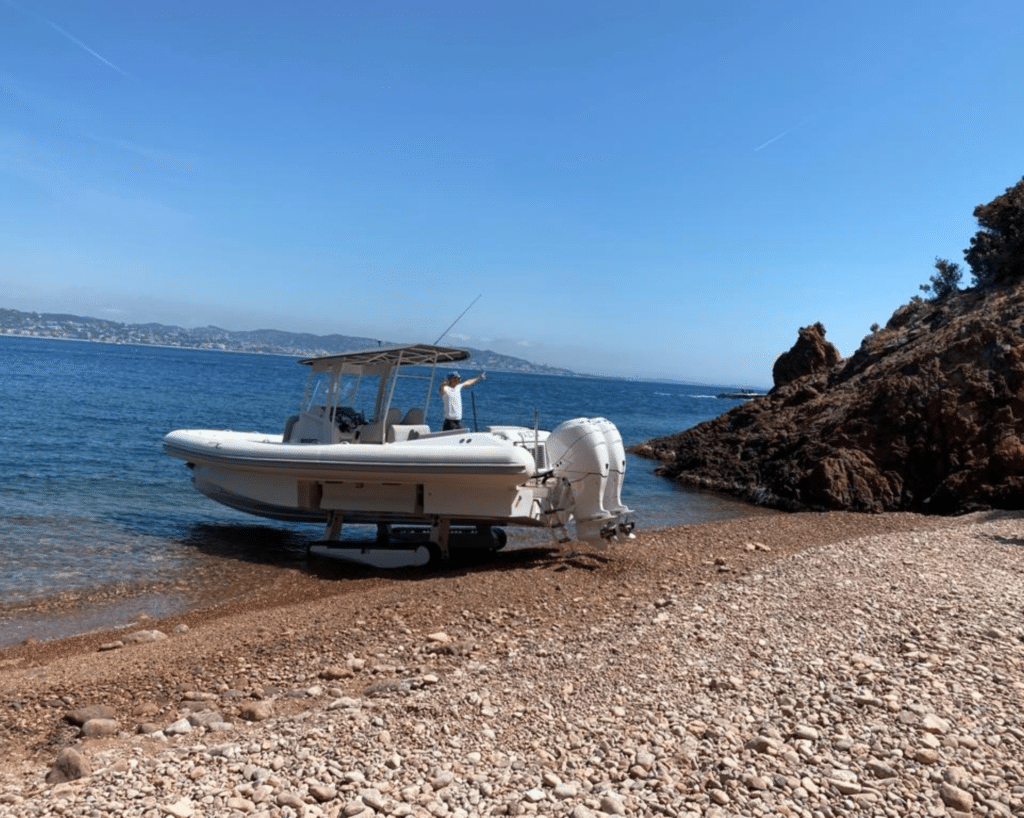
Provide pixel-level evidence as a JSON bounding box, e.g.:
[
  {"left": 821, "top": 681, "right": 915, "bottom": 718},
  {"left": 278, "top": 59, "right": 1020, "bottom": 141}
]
[
  {"left": 296, "top": 351, "right": 462, "bottom": 438},
  {"left": 300, "top": 370, "right": 380, "bottom": 422}
]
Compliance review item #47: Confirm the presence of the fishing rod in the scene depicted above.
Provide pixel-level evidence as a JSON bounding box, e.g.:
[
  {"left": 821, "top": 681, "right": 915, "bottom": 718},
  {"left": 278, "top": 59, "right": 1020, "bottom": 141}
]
[
  {"left": 435, "top": 294, "right": 486, "bottom": 430},
  {"left": 433, "top": 294, "right": 482, "bottom": 345}
]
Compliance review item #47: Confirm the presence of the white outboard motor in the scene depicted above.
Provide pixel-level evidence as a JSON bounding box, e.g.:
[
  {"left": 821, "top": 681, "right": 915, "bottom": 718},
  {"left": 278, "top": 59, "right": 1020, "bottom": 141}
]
[
  {"left": 593, "top": 417, "right": 628, "bottom": 514},
  {"left": 546, "top": 417, "right": 633, "bottom": 546},
  {"left": 592, "top": 416, "right": 635, "bottom": 541}
]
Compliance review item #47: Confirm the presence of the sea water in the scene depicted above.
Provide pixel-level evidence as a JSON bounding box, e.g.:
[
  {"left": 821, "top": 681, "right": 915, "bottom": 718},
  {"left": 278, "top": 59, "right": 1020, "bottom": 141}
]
[{"left": 0, "top": 335, "right": 770, "bottom": 643}]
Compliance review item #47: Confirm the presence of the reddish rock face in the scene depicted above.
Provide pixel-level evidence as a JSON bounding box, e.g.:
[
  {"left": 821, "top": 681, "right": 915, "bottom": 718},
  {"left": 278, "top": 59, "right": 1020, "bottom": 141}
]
[
  {"left": 771, "top": 322, "right": 842, "bottom": 388},
  {"left": 632, "top": 285, "right": 1024, "bottom": 513}
]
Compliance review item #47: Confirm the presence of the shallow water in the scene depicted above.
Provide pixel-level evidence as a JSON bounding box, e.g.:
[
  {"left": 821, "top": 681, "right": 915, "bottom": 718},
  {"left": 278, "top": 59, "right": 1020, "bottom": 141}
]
[{"left": 0, "top": 336, "right": 771, "bottom": 644}]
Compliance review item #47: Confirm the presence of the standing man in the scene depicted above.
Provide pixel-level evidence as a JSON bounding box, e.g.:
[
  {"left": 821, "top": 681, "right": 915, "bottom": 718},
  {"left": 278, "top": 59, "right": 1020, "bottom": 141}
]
[{"left": 440, "top": 371, "right": 486, "bottom": 430}]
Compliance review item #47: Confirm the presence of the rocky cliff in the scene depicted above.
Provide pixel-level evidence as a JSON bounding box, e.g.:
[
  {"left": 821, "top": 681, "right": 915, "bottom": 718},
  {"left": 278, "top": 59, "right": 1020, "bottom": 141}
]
[{"left": 632, "top": 283, "right": 1024, "bottom": 514}]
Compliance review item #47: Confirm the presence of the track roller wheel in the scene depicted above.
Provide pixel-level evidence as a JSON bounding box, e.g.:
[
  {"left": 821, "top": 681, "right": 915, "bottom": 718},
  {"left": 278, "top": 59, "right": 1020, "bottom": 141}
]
[{"left": 423, "top": 541, "right": 443, "bottom": 566}]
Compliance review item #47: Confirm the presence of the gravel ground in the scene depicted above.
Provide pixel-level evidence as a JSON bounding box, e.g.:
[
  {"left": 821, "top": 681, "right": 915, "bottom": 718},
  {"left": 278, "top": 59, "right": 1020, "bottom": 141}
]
[{"left": 1, "top": 510, "right": 1023, "bottom": 817}]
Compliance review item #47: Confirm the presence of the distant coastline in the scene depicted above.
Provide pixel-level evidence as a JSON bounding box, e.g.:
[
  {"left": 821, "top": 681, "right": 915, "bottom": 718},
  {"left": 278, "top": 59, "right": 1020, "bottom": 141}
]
[{"left": 0, "top": 307, "right": 575, "bottom": 377}]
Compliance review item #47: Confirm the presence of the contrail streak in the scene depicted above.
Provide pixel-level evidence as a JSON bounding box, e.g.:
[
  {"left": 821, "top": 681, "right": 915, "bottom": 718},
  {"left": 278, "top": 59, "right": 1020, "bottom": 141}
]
[
  {"left": 47, "top": 20, "right": 132, "bottom": 79},
  {"left": 2, "top": 0, "right": 131, "bottom": 79},
  {"left": 754, "top": 117, "right": 811, "bottom": 152},
  {"left": 754, "top": 129, "right": 792, "bottom": 152}
]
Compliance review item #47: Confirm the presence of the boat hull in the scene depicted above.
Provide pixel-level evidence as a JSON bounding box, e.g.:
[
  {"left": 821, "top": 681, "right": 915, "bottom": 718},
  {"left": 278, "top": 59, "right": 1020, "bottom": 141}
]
[{"left": 164, "top": 428, "right": 543, "bottom": 526}]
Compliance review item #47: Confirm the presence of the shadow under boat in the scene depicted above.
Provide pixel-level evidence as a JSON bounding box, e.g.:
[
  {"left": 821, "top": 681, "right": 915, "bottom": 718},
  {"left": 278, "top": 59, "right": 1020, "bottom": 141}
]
[{"left": 178, "top": 520, "right": 600, "bottom": 580}]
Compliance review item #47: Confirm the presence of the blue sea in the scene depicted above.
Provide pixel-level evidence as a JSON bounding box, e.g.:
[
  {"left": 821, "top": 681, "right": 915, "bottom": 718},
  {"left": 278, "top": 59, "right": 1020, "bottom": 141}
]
[{"left": 0, "top": 335, "right": 773, "bottom": 644}]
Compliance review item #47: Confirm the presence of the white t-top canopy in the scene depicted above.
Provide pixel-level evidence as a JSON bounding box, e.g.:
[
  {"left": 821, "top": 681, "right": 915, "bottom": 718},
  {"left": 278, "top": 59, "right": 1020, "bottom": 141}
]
[{"left": 300, "top": 344, "right": 470, "bottom": 375}]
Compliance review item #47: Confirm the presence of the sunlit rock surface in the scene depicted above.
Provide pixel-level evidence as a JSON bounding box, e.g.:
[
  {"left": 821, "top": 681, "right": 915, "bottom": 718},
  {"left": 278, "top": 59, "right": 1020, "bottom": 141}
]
[{"left": 633, "top": 284, "right": 1024, "bottom": 513}]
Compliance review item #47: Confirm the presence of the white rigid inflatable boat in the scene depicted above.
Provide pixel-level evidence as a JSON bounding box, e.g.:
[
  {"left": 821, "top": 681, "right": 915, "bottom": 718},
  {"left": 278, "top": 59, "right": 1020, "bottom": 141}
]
[{"left": 163, "top": 344, "right": 634, "bottom": 560}]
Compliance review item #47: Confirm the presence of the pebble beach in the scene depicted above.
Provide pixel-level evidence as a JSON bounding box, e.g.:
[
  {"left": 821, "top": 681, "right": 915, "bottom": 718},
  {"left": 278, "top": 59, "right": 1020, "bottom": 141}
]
[{"left": 1, "top": 510, "right": 1023, "bottom": 818}]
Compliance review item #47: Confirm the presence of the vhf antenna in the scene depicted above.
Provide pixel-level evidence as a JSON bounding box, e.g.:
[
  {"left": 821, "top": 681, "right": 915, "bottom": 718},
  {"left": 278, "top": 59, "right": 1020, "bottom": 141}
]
[{"left": 434, "top": 294, "right": 482, "bottom": 344}]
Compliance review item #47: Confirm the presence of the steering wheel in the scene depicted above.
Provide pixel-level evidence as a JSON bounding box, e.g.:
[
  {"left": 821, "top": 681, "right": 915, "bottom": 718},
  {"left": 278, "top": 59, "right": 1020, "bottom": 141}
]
[{"left": 333, "top": 406, "right": 366, "bottom": 432}]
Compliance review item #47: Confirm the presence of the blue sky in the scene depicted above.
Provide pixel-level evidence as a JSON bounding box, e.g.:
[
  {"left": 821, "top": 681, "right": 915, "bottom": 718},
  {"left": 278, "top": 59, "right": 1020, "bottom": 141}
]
[{"left": 2, "top": 1, "right": 1023, "bottom": 385}]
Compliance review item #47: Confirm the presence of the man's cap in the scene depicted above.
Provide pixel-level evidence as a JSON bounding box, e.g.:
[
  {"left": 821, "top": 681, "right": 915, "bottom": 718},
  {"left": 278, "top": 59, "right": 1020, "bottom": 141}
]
[{"left": 448, "top": 371, "right": 460, "bottom": 379}]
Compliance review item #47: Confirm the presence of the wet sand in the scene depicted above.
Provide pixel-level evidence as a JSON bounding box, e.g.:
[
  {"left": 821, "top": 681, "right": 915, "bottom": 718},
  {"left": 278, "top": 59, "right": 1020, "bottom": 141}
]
[{"left": 0, "top": 510, "right": 957, "bottom": 692}]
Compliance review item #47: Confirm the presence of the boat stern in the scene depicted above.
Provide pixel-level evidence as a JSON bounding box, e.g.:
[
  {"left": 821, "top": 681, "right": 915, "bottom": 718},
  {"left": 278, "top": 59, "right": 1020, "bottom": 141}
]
[{"left": 544, "top": 417, "right": 635, "bottom": 548}]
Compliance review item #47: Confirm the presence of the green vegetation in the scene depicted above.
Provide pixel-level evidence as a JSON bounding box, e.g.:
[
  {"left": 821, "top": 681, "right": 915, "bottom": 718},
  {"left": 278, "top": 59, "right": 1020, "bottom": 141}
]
[
  {"left": 920, "top": 257, "right": 963, "bottom": 300},
  {"left": 965, "top": 174, "right": 1024, "bottom": 288},
  {"left": 919, "top": 174, "right": 1024, "bottom": 298}
]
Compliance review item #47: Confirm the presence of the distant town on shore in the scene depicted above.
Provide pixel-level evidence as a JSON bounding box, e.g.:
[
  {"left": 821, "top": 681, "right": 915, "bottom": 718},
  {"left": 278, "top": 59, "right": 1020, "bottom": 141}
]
[{"left": 0, "top": 307, "right": 575, "bottom": 376}]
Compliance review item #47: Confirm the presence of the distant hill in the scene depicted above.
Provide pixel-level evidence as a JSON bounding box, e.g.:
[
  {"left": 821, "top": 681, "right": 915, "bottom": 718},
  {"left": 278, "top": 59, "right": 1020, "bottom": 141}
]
[{"left": 0, "top": 308, "right": 575, "bottom": 376}]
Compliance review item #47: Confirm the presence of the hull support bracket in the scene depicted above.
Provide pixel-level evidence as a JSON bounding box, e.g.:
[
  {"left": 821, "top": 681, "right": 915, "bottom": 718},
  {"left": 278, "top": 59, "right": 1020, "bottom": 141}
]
[
  {"left": 325, "top": 512, "right": 343, "bottom": 542},
  {"left": 430, "top": 517, "right": 451, "bottom": 562}
]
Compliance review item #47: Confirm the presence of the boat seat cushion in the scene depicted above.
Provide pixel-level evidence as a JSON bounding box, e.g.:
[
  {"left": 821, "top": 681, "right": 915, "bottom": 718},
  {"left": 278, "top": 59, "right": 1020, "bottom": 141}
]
[
  {"left": 401, "top": 407, "right": 425, "bottom": 425},
  {"left": 388, "top": 424, "right": 431, "bottom": 442},
  {"left": 357, "top": 408, "right": 402, "bottom": 444}
]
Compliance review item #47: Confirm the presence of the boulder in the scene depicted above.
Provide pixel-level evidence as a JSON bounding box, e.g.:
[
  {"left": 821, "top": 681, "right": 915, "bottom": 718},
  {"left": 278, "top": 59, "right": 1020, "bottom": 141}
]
[
  {"left": 122, "top": 629, "right": 168, "bottom": 644},
  {"left": 238, "top": 701, "right": 275, "bottom": 722},
  {"left": 772, "top": 322, "right": 842, "bottom": 388},
  {"left": 79, "top": 718, "right": 120, "bottom": 738},
  {"left": 46, "top": 748, "right": 91, "bottom": 785},
  {"left": 64, "top": 704, "right": 116, "bottom": 726},
  {"left": 633, "top": 283, "right": 1024, "bottom": 513}
]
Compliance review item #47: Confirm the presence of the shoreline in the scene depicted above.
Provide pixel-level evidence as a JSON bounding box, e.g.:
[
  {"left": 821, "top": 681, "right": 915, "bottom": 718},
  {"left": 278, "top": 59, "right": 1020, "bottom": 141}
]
[
  {"left": 0, "top": 503, "right": 779, "bottom": 649},
  {"left": 0, "top": 330, "right": 580, "bottom": 378},
  {"left": 0, "top": 509, "right": 963, "bottom": 687},
  {"left": 3, "top": 509, "right": 1022, "bottom": 817}
]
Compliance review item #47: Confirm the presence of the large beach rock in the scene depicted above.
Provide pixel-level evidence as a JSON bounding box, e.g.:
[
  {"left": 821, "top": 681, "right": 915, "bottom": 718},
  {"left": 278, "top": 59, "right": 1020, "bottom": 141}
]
[
  {"left": 46, "top": 748, "right": 91, "bottom": 785},
  {"left": 771, "top": 322, "right": 841, "bottom": 387},
  {"left": 632, "top": 283, "right": 1024, "bottom": 513},
  {"left": 64, "top": 704, "right": 117, "bottom": 726}
]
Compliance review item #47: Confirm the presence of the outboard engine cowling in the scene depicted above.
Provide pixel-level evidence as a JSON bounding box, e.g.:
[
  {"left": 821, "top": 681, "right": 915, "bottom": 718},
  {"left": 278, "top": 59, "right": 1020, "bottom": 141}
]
[
  {"left": 546, "top": 417, "right": 633, "bottom": 546},
  {"left": 592, "top": 416, "right": 628, "bottom": 515}
]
